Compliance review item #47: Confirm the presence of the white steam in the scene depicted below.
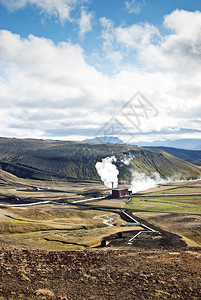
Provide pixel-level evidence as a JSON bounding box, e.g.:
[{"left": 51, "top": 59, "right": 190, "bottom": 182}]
[
  {"left": 130, "top": 171, "right": 183, "bottom": 193},
  {"left": 95, "top": 156, "right": 119, "bottom": 188},
  {"left": 121, "top": 154, "right": 134, "bottom": 166},
  {"left": 95, "top": 154, "right": 199, "bottom": 193}
]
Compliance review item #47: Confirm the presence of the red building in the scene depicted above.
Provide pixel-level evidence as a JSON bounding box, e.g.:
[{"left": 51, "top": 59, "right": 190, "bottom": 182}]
[{"left": 112, "top": 188, "right": 132, "bottom": 198}]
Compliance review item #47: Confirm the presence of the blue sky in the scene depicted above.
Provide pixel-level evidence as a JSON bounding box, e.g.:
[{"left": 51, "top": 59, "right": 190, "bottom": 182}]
[
  {"left": 1, "top": 1, "right": 201, "bottom": 50},
  {"left": 0, "top": 0, "right": 201, "bottom": 143}
]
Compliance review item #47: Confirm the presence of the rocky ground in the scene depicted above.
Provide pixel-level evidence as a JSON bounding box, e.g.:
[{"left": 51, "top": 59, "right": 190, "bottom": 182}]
[{"left": 0, "top": 247, "right": 200, "bottom": 299}]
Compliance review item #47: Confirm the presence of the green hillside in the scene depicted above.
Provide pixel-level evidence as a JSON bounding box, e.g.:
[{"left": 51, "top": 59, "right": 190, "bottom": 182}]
[
  {"left": 145, "top": 146, "right": 201, "bottom": 166},
  {"left": 0, "top": 137, "right": 200, "bottom": 182}
]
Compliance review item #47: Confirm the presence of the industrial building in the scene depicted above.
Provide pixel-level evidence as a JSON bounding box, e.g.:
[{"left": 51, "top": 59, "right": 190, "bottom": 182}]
[{"left": 112, "top": 188, "right": 132, "bottom": 198}]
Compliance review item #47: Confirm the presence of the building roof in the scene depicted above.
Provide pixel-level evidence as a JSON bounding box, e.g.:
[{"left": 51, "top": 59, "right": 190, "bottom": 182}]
[{"left": 112, "top": 188, "right": 128, "bottom": 191}]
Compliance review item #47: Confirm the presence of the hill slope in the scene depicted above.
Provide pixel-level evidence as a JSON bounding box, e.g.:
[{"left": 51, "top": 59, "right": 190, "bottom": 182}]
[
  {"left": 145, "top": 146, "right": 201, "bottom": 166},
  {"left": 0, "top": 137, "right": 200, "bottom": 181}
]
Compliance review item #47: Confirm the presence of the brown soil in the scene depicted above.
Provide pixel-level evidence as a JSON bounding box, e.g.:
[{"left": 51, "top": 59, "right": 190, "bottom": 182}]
[{"left": 0, "top": 247, "right": 200, "bottom": 299}]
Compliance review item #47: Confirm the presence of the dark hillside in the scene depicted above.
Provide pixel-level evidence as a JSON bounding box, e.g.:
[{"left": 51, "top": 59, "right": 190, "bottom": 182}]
[
  {"left": 0, "top": 137, "right": 200, "bottom": 181},
  {"left": 145, "top": 146, "right": 201, "bottom": 166}
]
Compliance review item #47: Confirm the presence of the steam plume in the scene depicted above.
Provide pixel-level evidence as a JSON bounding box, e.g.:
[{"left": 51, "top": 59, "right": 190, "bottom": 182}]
[
  {"left": 95, "top": 156, "right": 119, "bottom": 188},
  {"left": 130, "top": 171, "right": 183, "bottom": 193},
  {"left": 121, "top": 153, "right": 134, "bottom": 166}
]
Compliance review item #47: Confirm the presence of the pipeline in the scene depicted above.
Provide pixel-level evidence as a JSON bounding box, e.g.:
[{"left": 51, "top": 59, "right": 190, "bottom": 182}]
[{"left": 121, "top": 209, "right": 160, "bottom": 244}]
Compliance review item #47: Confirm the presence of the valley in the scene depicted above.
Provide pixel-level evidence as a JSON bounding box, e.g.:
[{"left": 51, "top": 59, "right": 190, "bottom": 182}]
[
  {"left": 0, "top": 137, "right": 200, "bottom": 299},
  {"left": 0, "top": 173, "right": 201, "bottom": 299},
  {"left": 0, "top": 165, "right": 201, "bottom": 249}
]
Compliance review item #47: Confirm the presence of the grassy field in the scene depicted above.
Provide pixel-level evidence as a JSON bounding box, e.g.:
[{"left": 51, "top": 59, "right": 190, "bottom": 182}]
[
  {"left": 126, "top": 196, "right": 201, "bottom": 214},
  {"left": 148, "top": 187, "right": 201, "bottom": 195},
  {"left": 0, "top": 203, "right": 143, "bottom": 250},
  {"left": 136, "top": 212, "right": 201, "bottom": 246},
  {"left": 0, "top": 170, "right": 137, "bottom": 250},
  {"left": 0, "top": 170, "right": 201, "bottom": 249},
  {"left": 127, "top": 181, "right": 201, "bottom": 247}
]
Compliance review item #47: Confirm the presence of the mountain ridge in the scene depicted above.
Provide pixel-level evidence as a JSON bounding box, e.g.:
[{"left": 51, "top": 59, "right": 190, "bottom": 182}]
[
  {"left": 136, "top": 138, "right": 201, "bottom": 150},
  {"left": 84, "top": 136, "right": 124, "bottom": 144}
]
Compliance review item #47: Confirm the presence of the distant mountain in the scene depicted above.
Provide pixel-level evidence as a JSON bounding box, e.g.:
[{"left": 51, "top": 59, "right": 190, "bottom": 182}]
[
  {"left": 0, "top": 137, "right": 200, "bottom": 182},
  {"left": 145, "top": 146, "right": 201, "bottom": 166},
  {"left": 84, "top": 136, "right": 124, "bottom": 144},
  {"left": 136, "top": 139, "right": 201, "bottom": 150}
]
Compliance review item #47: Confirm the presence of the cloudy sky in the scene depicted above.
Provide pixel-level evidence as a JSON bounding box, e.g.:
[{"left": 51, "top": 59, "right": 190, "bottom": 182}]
[{"left": 0, "top": 0, "right": 201, "bottom": 143}]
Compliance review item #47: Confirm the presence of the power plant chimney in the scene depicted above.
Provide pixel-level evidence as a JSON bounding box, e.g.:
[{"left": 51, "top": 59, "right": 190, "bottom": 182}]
[{"left": 111, "top": 182, "right": 114, "bottom": 190}]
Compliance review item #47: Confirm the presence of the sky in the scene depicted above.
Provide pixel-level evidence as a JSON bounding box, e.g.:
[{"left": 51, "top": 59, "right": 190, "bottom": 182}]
[{"left": 0, "top": 0, "right": 201, "bottom": 143}]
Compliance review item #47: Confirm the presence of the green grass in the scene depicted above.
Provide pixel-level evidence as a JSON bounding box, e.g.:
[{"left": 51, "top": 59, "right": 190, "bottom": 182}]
[
  {"left": 0, "top": 221, "right": 52, "bottom": 234},
  {"left": 0, "top": 206, "right": 109, "bottom": 235},
  {"left": 149, "top": 187, "right": 201, "bottom": 195},
  {"left": 126, "top": 196, "right": 201, "bottom": 214}
]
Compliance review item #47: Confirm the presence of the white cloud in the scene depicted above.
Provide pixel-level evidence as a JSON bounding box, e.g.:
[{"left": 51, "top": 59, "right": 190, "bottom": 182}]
[
  {"left": 79, "top": 8, "right": 93, "bottom": 38},
  {"left": 0, "top": 0, "right": 27, "bottom": 11},
  {"left": 125, "top": 0, "right": 145, "bottom": 14},
  {"left": 100, "top": 10, "right": 201, "bottom": 76},
  {"left": 98, "top": 10, "right": 201, "bottom": 139},
  {"left": 1, "top": 1, "right": 95, "bottom": 39},
  {"left": 1, "top": 9, "right": 201, "bottom": 141},
  {"left": 99, "top": 17, "right": 123, "bottom": 64},
  {"left": 100, "top": 17, "right": 115, "bottom": 51},
  {"left": 0, "top": 30, "right": 115, "bottom": 139},
  {"left": 159, "top": 10, "right": 201, "bottom": 75},
  {"left": 100, "top": 17, "right": 160, "bottom": 54},
  {"left": 0, "top": 0, "right": 81, "bottom": 23},
  {"left": 164, "top": 9, "right": 201, "bottom": 37},
  {"left": 115, "top": 23, "right": 160, "bottom": 49}
]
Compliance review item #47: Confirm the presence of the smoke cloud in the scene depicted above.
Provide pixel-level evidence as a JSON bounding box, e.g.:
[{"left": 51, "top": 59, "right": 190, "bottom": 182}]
[{"left": 95, "top": 156, "right": 119, "bottom": 188}]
